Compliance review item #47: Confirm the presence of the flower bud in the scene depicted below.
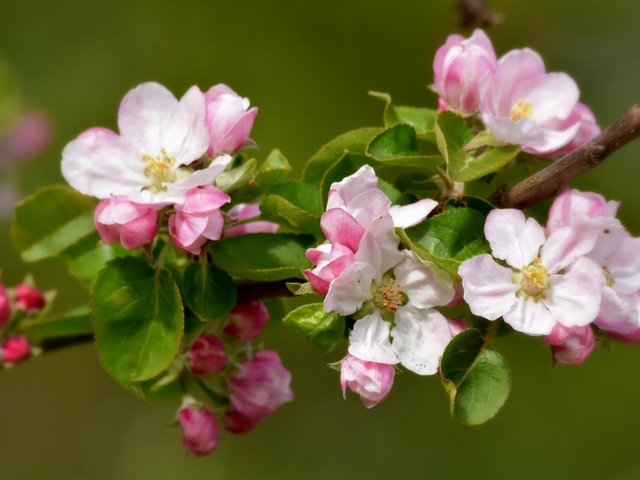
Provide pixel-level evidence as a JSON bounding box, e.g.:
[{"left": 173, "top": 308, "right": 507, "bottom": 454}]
[
  {"left": 224, "top": 301, "right": 269, "bottom": 341},
  {"left": 432, "top": 29, "right": 497, "bottom": 115},
  {"left": 13, "top": 283, "right": 46, "bottom": 312},
  {"left": 1, "top": 336, "right": 31, "bottom": 364},
  {"left": 94, "top": 196, "right": 158, "bottom": 249},
  {"left": 305, "top": 243, "right": 355, "bottom": 295},
  {"left": 169, "top": 186, "right": 230, "bottom": 255},
  {"left": 223, "top": 408, "right": 257, "bottom": 434},
  {"left": 204, "top": 84, "right": 258, "bottom": 156},
  {"left": 188, "top": 335, "right": 228, "bottom": 376},
  {"left": 178, "top": 399, "right": 219, "bottom": 456},
  {"left": 340, "top": 354, "right": 395, "bottom": 408},
  {"left": 228, "top": 350, "right": 293, "bottom": 424},
  {"left": 0, "top": 284, "right": 11, "bottom": 327},
  {"left": 547, "top": 188, "right": 619, "bottom": 234},
  {"left": 544, "top": 323, "right": 595, "bottom": 365}
]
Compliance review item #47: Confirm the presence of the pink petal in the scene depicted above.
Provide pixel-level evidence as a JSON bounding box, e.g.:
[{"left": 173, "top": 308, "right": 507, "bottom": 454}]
[
  {"left": 503, "top": 297, "right": 555, "bottom": 336},
  {"left": 540, "top": 225, "right": 598, "bottom": 273},
  {"left": 320, "top": 209, "right": 365, "bottom": 253},
  {"left": 484, "top": 209, "right": 545, "bottom": 268},
  {"left": 389, "top": 199, "right": 438, "bottom": 228}
]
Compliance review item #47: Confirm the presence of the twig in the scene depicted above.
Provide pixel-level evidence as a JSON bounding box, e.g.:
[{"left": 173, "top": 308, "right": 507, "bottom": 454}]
[
  {"left": 455, "top": 0, "right": 503, "bottom": 28},
  {"left": 491, "top": 104, "right": 640, "bottom": 209},
  {"left": 39, "top": 334, "right": 94, "bottom": 353}
]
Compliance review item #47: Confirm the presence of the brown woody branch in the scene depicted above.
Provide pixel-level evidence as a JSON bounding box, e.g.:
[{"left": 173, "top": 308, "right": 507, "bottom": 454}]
[
  {"left": 491, "top": 104, "right": 640, "bottom": 209},
  {"left": 455, "top": 0, "right": 503, "bottom": 28}
]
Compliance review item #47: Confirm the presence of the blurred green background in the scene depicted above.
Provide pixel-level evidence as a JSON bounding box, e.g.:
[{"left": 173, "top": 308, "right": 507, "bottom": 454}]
[{"left": 1, "top": 0, "right": 640, "bottom": 478}]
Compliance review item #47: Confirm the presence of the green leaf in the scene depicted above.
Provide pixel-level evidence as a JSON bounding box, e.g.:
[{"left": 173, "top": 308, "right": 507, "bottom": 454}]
[
  {"left": 283, "top": 303, "right": 345, "bottom": 352},
  {"left": 92, "top": 257, "right": 184, "bottom": 392},
  {"left": 464, "top": 130, "right": 502, "bottom": 151},
  {"left": 303, "top": 128, "right": 382, "bottom": 183},
  {"left": 216, "top": 158, "right": 257, "bottom": 192},
  {"left": 210, "top": 233, "right": 313, "bottom": 281},
  {"left": 440, "top": 329, "right": 511, "bottom": 425},
  {"left": 182, "top": 262, "right": 237, "bottom": 321},
  {"left": 12, "top": 185, "right": 98, "bottom": 263},
  {"left": 450, "top": 145, "right": 520, "bottom": 182},
  {"left": 402, "top": 206, "right": 489, "bottom": 277},
  {"left": 255, "top": 149, "right": 292, "bottom": 187},
  {"left": 319, "top": 152, "right": 359, "bottom": 203},
  {"left": 19, "top": 306, "right": 93, "bottom": 342},
  {"left": 68, "top": 243, "right": 128, "bottom": 289},
  {"left": 367, "top": 124, "right": 443, "bottom": 169},
  {"left": 369, "top": 91, "right": 437, "bottom": 140},
  {"left": 261, "top": 181, "right": 323, "bottom": 235},
  {"left": 435, "top": 111, "right": 474, "bottom": 168}
]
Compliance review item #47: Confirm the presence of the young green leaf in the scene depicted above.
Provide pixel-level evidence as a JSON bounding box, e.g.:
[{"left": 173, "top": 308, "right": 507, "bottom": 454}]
[
  {"left": 401, "top": 206, "right": 489, "bottom": 277},
  {"left": 283, "top": 303, "right": 345, "bottom": 353},
  {"left": 19, "top": 305, "right": 93, "bottom": 342},
  {"left": 210, "top": 233, "right": 313, "bottom": 281},
  {"left": 255, "top": 148, "right": 292, "bottom": 187},
  {"left": 435, "top": 111, "right": 474, "bottom": 168},
  {"left": 319, "top": 152, "right": 361, "bottom": 203},
  {"left": 12, "top": 185, "right": 97, "bottom": 263},
  {"left": 369, "top": 91, "right": 437, "bottom": 140},
  {"left": 92, "top": 257, "right": 184, "bottom": 393},
  {"left": 216, "top": 157, "right": 257, "bottom": 192},
  {"left": 367, "top": 124, "right": 443, "bottom": 169},
  {"left": 440, "top": 329, "right": 511, "bottom": 426},
  {"left": 450, "top": 145, "right": 520, "bottom": 182},
  {"left": 261, "top": 181, "right": 323, "bottom": 235},
  {"left": 182, "top": 262, "right": 237, "bottom": 321}
]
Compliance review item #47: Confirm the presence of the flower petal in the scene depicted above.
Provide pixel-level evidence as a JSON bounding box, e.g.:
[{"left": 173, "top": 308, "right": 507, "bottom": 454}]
[
  {"left": 354, "top": 215, "right": 403, "bottom": 280},
  {"left": 393, "top": 250, "right": 454, "bottom": 308},
  {"left": 484, "top": 209, "right": 545, "bottom": 268},
  {"left": 348, "top": 311, "right": 398, "bottom": 365},
  {"left": 389, "top": 199, "right": 438, "bottom": 228},
  {"left": 324, "top": 262, "right": 376, "bottom": 316},
  {"left": 503, "top": 297, "right": 555, "bottom": 335},
  {"left": 595, "top": 287, "right": 640, "bottom": 335},
  {"left": 540, "top": 224, "right": 598, "bottom": 273}
]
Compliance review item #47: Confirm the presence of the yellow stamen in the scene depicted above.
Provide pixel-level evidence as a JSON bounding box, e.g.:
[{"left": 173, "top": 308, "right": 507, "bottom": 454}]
[
  {"left": 373, "top": 278, "right": 406, "bottom": 312},
  {"left": 142, "top": 148, "right": 177, "bottom": 192},
  {"left": 603, "top": 266, "right": 615, "bottom": 288},
  {"left": 509, "top": 99, "right": 533, "bottom": 121},
  {"left": 519, "top": 257, "right": 549, "bottom": 297}
]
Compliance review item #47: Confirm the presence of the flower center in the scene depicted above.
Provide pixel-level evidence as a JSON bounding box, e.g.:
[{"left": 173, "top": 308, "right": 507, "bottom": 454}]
[
  {"left": 509, "top": 99, "right": 533, "bottom": 121},
  {"left": 603, "top": 266, "right": 615, "bottom": 287},
  {"left": 519, "top": 257, "right": 549, "bottom": 297},
  {"left": 373, "top": 276, "right": 408, "bottom": 313},
  {"left": 142, "top": 148, "right": 177, "bottom": 192}
]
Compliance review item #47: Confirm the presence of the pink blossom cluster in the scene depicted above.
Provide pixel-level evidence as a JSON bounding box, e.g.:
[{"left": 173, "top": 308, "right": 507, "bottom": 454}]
[
  {"left": 432, "top": 30, "right": 600, "bottom": 156},
  {"left": 304, "top": 166, "right": 466, "bottom": 408},
  {"left": 0, "top": 282, "right": 47, "bottom": 366},
  {"left": 459, "top": 189, "right": 640, "bottom": 365},
  {"left": 61, "top": 82, "right": 277, "bottom": 255},
  {"left": 176, "top": 300, "right": 293, "bottom": 456}
]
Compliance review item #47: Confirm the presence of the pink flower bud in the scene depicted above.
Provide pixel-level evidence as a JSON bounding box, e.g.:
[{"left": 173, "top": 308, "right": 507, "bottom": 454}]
[
  {"left": 433, "top": 29, "right": 497, "bottom": 115},
  {"left": 228, "top": 350, "right": 293, "bottom": 424},
  {"left": 1, "top": 336, "right": 31, "bottom": 364},
  {"left": 94, "top": 196, "right": 158, "bottom": 249},
  {"left": 224, "top": 301, "right": 269, "bottom": 341},
  {"left": 224, "top": 203, "right": 279, "bottom": 238},
  {"left": 169, "top": 186, "right": 230, "bottom": 255},
  {"left": 13, "top": 284, "right": 46, "bottom": 312},
  {"left": 447, "top": 318, "right": 468, "bottom": 337},
  {"left": 304, "top": 242, "right": 355, "bottom": 295},
  {"left": 544, "top": 323, "right": 595, "bottom": 365},
  {"left": 223, "top": 408, "right": 257, "bottom": 434},
  {"left": 547, "top": 188, "right": 619, "bottom": 234},
  {"left": 188, "top": 335, "right": 228, "bottom": 376},
  {"left": 340, "top": 354, "right": 395, "bottom": 408},
  {"left": 178, "top": 400, "right": 219, "bottom": 456},
  {"left": 204, "top": 84, "right": 258, "bottom": 156},
  {"left": 0, "top": 284, "right": 11, "bottom": 327}
]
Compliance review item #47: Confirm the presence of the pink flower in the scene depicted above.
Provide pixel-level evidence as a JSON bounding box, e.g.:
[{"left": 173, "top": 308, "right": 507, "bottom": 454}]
[
  {"left": 62, "top": 82, "right": 232, "bottom": 204},
  {"left": 544, "top": 323, "right": 595, "bottom": 365},
  {"left": 223, "top": 202, "right": 279, "bottom": 238},
  {"left": 224, "top": 301, "right": 269, "bottom": 341},
  {"left": 188, "top": 335, "right": 228, "bottom": 376},
  {"left": 178, "top": 399, "right": 219, "bottom": 456},
  {"left": 447, "top": 318, "right": 468, "bottom": 337},
  {"left": 228, "top": 350, "right": 293, "bottom": 424},
  {"left": 304, "top": 242, "right": 355, "bottom": 295},
  {"left": 544, "top": 103, "right": 600, "bottom": 157},
  {"left": 13, "top": 284, "right": 46, "bottom": 312},
  {"left": 1, "top": 336, "right": 30, "bottom": 364},
  {"left": 433, "top": 29, "right": 497, "bottom": 115},
  {"left": 459, "top": 209, "right": 603, "bottom": 336},
  {"left": 547, "top": 188, "right": 620, "bottom": 235},
  {"left": 204, "top": 84, "right": 258, "bottom": 156},
  {"left": 340, "top": 354, "right": 395, "bottom": 408},
  {"left": 94, "top": 196, "right": 158, "bottom": 249},
  {"left": 169, "top": 185, "right": 231, "bottom": 255},
  {"left": 480, "top": 49, "right": 581, "bottom": 155},
  {"left": 223, "top": 409, "right": 257, "bottom": 434},
  {"left": 0, "top": 284, "right": 10, "bottom": 327}
]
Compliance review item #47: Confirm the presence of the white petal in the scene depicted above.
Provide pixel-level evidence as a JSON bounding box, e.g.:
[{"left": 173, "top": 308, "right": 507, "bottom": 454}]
[
  {"left": 544, "top": 261, "right": 601, "bottom": 328},
  {"left": 326, "top": 165, "right": 378, "bottom": 210},
  {"left": 515, "top": 73, "right": 580, "bottom": 123},
  {"left": 389, "top": 199, "right": 439, "bottom": 228},
  {"left": 595, "top": 287, "right": 640, "bottom": 335},
  {"left": 458, "top": 254, "right": 518, "bottom": 320},
  {"left": 175, "top": 86, "right": 211, "bottom": 165},
  {"left": 484, "top": 209, "right": 545, "bottom": 268},
  {"left": 173, "top": 154, "right": 233, "bottom": 192},
  {"left": 540, "top": 225, "right": 598, "bottom": 273},
  {"left": 391, "top": 307, "right": 452, "bottom": 375},
  {"left": 348, "top": 312, "right": 398, "bottom": 365},
  {"left": 503, "top": 297, "right": 555, "bottom": 336},
  {"left": 606, "top": 236, "right": 640, "bottom": 295},
  {"left": 354, "top": 215, "right": 403, "bottom": 280},
  {"left": 61, "top": 128, "right": 146, "bottom": 199},
  {"left": 394, "top": 250, "right": 454, "bottom": 308},
  {"left": 324, "top": 262, "right": 376, "bottom": 316}
]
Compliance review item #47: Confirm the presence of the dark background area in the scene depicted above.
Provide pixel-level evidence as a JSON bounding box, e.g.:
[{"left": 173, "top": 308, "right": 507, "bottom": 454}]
[{"left": 1, "top": 1, "right": 639, "bottom": 478}]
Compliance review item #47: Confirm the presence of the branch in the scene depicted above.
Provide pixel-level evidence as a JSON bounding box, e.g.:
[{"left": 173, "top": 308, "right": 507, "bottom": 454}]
[
  {"left": 39, "top": 334, "right": 94, "bottom": 354},
  {"left": 491, "top": 104, "right": 640, "bottom": 209},
  {"left": 455, "top": 0, "right": 503, "bottom": 28}
]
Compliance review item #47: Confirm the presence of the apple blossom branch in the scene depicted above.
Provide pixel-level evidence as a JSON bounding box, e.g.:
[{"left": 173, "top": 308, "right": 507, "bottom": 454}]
[
  {"left": 455, "top": 0, "right": 502, "bottom": 28},
  {"left": 492, "top": 104, "right": 640, "bottom": 209}
]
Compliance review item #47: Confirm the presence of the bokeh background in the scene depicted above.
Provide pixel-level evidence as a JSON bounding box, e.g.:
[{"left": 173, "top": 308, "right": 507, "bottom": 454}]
[{"left": 1, "top": 1, "right": 640, "bottom": 478}]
